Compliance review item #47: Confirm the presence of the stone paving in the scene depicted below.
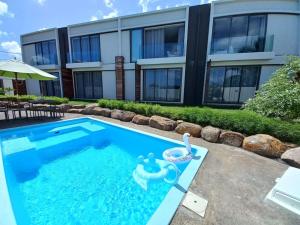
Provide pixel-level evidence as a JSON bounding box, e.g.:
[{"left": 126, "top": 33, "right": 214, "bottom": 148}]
[{"left": 0, "top": 113, "right": 299, "bottom": 225}]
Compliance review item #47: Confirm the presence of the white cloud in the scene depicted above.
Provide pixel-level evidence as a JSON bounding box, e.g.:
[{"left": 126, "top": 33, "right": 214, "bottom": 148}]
[
  {"left": 0, "top": 1, "right": 8, "bottom": 15},
  {"left": 0, "top": 1, "right": 14, "bottom": 17},
  {"left": 91, "top": 0, "right": 118, "bottom": 21},
  {"left": 139, "top": 0, "right": 150, "bottom": 12},
  {"left": 103, "top": 9, "right": 118, "bottom": 19},
  {"left": 1, "top": 41, "right": 21, "bottom": 59},
  {"left": 36, "top": 0, "right": 46, "bottom": 6},
  {"left": 156, "top": 5, "right": 161, "bottom": 10},
  {"left": 104, "top": 0, "right": 114, "bottom": 8},
  {"left": 0, "top": 30, "right": 7, "bottom": 36},
  {"left": 90, "top": 16, "right": 98, "bottom": 21}
]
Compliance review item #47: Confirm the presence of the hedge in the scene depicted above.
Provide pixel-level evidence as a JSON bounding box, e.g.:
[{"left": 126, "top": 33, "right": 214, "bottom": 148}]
[
  {"left": 98, "top": 99, "right": 300, "bottom": 145},
  {"left": 0, "top": 95, "right": 69, "bottom": 105}
]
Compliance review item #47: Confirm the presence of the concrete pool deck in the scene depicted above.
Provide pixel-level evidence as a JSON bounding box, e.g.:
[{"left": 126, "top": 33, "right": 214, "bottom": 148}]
[{"left": 0, "top": 113, "right": 299, "bottom": 225}]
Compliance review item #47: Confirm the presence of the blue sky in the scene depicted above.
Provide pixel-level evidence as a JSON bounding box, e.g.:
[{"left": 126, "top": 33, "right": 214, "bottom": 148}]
[{"left": 0, "top": 0, "right": 211, "bottom": 60}]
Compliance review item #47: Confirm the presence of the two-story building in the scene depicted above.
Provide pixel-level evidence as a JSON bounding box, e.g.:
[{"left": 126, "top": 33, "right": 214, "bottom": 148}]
[{"left": 19, "top": 0, "right": 300, "bottom": 106}]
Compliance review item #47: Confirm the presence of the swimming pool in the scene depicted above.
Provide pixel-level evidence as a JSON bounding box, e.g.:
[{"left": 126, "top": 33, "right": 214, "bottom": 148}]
[{"left": 0, "top": 117, "right": 207, "bottom": 225}]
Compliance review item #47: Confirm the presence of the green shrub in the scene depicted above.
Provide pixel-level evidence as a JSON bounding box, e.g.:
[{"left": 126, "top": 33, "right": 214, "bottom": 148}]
[
  {"left": 0, "top": 95, "right": 68, "bottom": 105},
  {"left": 0, "top": 95, "right": 37, "bottom": 102},
  {"left": 245, "top": 56, "right": 300, "bottom": 120},
  {"left": 97, "top": 99, "right": 300, "bottom": 144},
  {"left": 41, "top": 96, "right": 69, "bottom": 105}
]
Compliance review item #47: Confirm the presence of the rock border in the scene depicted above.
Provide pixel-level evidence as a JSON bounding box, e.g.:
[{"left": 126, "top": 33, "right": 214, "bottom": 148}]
[{"left": 64, "top": 104, "right": 298, "bottom": 167}]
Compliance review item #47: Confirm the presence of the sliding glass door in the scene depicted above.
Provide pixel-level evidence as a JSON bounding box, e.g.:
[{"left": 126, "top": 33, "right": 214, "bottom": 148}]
[
  {"left": 74, "top": 71, "right": 103, "bottom": 99},
  {"left": 205, "top": 66, "right": 260, "bottom": 104},
  {"left": 40, "top": 72, "right": 61, "bottom": 97},
  {"left": 143, "top": 68, "right": 182, "bottom": 102}
]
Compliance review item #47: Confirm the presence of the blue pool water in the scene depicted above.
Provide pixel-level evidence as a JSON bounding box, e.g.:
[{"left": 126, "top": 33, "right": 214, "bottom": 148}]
[{"left": 0, "top": 118, "right": 207, "bottom": 225}]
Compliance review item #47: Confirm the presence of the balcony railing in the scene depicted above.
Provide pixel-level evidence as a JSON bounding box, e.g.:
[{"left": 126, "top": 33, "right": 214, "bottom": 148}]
[
  {"left": 30, "top": 55, "right": 58, "bottom": 66},
  {"left": 211, "top": 34, "right": 274, "bottom": 55},
  {"left": 143, "top": 43, "right": 184, "bottom": 59}
]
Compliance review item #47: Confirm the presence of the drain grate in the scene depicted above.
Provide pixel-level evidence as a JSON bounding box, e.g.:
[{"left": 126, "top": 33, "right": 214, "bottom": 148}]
[{"left": 182, "top": 191, "right": 208, "bottom": 217}]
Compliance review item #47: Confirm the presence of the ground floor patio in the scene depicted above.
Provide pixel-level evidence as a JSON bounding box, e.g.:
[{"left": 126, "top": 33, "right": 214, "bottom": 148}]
[{"left": 0, "top": 113, "right": 299, "bottom": 225}]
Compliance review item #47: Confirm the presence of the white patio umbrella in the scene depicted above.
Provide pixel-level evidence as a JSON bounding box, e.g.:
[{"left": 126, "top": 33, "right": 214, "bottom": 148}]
[{"left": 0, "top": 60, "right": 57, "bottom": 95}]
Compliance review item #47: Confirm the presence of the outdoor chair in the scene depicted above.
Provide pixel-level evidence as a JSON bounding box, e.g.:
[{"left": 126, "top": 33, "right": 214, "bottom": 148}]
[{"left": 0, "top": 106, "right": 9, "bottom": 120}]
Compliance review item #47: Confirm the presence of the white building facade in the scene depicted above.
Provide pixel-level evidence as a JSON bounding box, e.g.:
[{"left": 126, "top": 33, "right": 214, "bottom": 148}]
[{"left": 18, "top": 0, "right": 300, "bottom": 106}]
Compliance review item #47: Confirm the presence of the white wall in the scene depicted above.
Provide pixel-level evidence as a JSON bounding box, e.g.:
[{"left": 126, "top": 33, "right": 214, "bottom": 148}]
[
  {"left": 22, "top": 44, "right": 35, "bottom": 65},
  {"left": 100, "top": 32, "right": 119, "bottom": 64},
  {"left": 68, "top": 20, "right": 118, "bottom": 37},
  {"left": 259, "top": 65, "right": 281, "bottom": 86},
  {"left": 125, "top": 70, "right": 135, "bottom": 100},
  {"left": 121, "top": 7, "right": 186, "bottom": 29},
  {"left": 121, "top": 31, "right": 130, "bottom": 63},
  {"left": 102, "top": 71, "right": 116, "bottom": 99},
  {"left": 26, "top": 80, "right": 41, "bottom": 95},
  {"left": 21, "top": 29, "right": 57, "bottom": 45},
  {"left": 267, "top": 14, "right": 299, "bottom": 56},
  {"left": 213, "top": 0, "right": 299, "bottom": 16}
]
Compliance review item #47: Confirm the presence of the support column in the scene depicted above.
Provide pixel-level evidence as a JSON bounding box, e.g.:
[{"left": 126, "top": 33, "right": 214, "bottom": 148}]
[
  {"left": 115, "top": 56, "right": 125, "bottom": 100},
  {"left": 135, "top": 64, "right": 141, "bottom": 101}
]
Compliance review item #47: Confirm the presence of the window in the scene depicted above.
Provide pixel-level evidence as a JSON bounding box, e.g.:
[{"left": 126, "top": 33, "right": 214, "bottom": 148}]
[
  {"left": 131, "top": 29, "right": 143, "bottom": 62},
  {"left": 143, "top": 68, "right": 182, "bottom": 102},
  {"left": 130, "top": 24, "right": 185, "bottom": 61},
  {"left": 74, "top": 71, "right": 103, "bottom": 99},
  {"left": 35, "top": 40, "right": 57, "bottom": 65},
  {"left": 40, "top": 72, "right": 61, "bottom": 97},
  {"left": 71, "top": 35, "right": 101, "bottom": 63},
  {"left": 205, "top": 66, "right": 260, "bottom": 104},
  {"left": 211, "top": 14, "right": 267, "bottom": 54}
]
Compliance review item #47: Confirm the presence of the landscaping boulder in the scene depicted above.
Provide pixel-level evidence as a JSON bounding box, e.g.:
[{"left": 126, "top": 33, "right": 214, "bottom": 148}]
[
  {"left": 281, "top": 147, "right": 300, "bottom": 168},
  {"left": 201, "top": 126, "right": 221, "bottom": 143},
  {"left": 219, "top": 131, "right": 245, "bottom": 147},
  {"left": 91, "top": 107, "right": 111, "bottom": 117},
  {"left": 111, "top": 110, "right": 136, "bottom": 122},
  {"left": 242, "top": 134, "right": 287, "bottom": 158},
  {"left": 58, "top": 104, "right": 72, "bottom": 112},
  {"left": 67, "top": 108, "right": 84, "bottom": 114},
  {"left": 71, "top": 104, "right": 86, "bottom": 109},
  {"left": 149, "top": 116, "right": 176, "bottom": 131},
  {"left": 81, "top": 103, "right": 98, "bottom": 114},
  {"left": 175, "top": 122, "right": 202, "bottom": 137},
  {"left": 132, "top": 115, "right": 150, "bottom": 125}
]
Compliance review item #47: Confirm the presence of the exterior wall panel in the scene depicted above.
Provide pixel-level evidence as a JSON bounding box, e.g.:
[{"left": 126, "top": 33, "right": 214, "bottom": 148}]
[
  {"left": 102, "top": 71, "right": 116, "bottom": 99},
  {"left": 184, "top": 4, "right": 211, "bottom": 105},
  {"left": 121, "top": 8, "right": 186, "bottom": 29},
  {"left": 21, "top": 29, "right": 57, "bottom": 45},
  {"left": 100, "top": 32, "right": 119, "bottom": 64},
  {"left": 125, "top": 70, "right": 135, "bottom": 100},
  {"left": 121, "top": 31, "right": 130, "bottom": 63},
  {"left": 214, "top": 0, "right": 299, "bottom": 16}
]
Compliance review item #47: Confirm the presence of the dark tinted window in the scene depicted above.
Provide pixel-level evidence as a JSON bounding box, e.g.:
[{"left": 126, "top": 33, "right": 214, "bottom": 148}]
[
  {"left": 211, "top": 14, "right": 267, "bottom": 54},
  {"left": 143, "top": 68, "right": 182, "bottom": 102},
  {"left": 131, "top": 29, "right": 143, "bottom": 62},
  {"left": 71, "top": 35, "right": 101, "bottom": 63},
  {"left": 205, "top": 66, "right": 260, "bottom": 104},
  {"left": 74, "top": 71, "right": 103, "bottom": 99}
]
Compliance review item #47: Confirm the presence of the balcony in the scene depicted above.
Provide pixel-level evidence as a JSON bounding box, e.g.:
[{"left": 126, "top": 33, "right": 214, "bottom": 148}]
[
  {"left": 29, "top": 55, "right": 59, "bottom": 70},
  {"left": 209, "top": 35, "right": 275, "bottom": 62}
]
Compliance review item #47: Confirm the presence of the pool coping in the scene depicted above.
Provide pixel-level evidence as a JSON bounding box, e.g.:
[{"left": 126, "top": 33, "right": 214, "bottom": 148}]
[{"left": 0, "top": 117, "right": 208, "bottom": 225}]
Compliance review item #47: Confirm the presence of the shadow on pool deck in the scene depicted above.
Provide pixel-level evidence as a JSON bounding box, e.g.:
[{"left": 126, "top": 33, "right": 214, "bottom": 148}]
[{"left": 0, "top": 113, "right": 299, "bottom": 225}]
